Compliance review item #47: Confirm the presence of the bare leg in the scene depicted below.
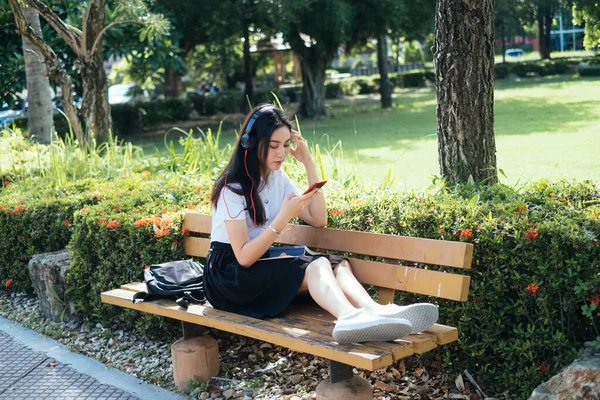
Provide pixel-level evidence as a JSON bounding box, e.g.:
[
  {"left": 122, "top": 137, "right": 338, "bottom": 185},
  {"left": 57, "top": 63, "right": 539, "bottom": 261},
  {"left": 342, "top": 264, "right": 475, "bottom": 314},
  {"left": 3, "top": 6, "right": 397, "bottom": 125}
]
[
  {"left": 333, "top": 259, "right": 383, "bottom": 311},
  {"left": 299, "top": 257, "right": 356, "bottom": 318}
]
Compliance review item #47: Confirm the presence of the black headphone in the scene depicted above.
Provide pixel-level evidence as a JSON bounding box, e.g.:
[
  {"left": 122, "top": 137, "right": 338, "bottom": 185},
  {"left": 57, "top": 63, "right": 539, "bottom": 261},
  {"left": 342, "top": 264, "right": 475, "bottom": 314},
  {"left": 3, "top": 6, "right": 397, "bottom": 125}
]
[{"left": 240, "top": 105, "right": 274, "bottom": 149}]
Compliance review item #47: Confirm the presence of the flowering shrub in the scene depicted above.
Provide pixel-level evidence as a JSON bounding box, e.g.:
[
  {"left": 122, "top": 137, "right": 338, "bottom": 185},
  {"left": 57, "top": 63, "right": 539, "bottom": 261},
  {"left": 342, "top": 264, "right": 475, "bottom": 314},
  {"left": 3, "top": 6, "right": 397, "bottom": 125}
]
[
  {"left": 325, "top": 179, "right": 600, "bottom": 397},
  {"left": 1, "top": 149, "right": 599, "bottom": 397}
]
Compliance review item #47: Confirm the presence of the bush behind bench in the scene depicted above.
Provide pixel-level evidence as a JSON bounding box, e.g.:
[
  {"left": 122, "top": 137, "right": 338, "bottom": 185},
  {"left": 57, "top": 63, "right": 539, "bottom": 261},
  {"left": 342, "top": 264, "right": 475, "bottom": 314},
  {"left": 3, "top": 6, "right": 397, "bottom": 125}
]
[{"left": 1, "top": 172, "right": 599, "bottom": 397}]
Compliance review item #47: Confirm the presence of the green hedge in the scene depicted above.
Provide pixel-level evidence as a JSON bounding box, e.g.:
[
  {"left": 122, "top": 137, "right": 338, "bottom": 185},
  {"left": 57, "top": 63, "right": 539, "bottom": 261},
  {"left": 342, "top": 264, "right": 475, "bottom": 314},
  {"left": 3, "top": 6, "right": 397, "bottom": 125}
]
[
  {"left": 2, "top": 171, "right": 599, "bottom": 397},
  {"left": 494, "top": 59, "right": 587, "bottom": 79},
  {"left": 578, "top": 65, "right": 600, "bottom": 77},
  {"left": 325, "top": 179, "right": 600, "bottom": 397}
]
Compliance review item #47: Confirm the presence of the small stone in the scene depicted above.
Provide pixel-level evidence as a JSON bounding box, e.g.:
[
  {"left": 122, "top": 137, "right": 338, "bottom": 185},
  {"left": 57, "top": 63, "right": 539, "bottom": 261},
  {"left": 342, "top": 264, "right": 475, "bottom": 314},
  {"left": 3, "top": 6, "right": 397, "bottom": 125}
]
[
  {"left": 222, "top": 389, "right": 234, "bottom": 399},
  {"left": 290, "top": 374, "right": 303, "bottom": 385}
]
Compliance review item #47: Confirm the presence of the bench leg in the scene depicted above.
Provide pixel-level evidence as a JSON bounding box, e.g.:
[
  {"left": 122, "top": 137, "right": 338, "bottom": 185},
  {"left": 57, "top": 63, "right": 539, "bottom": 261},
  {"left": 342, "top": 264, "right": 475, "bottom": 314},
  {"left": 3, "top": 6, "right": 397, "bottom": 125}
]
[
  {"left": 171, "top": 322, "right": 220, "bottom": 390},
  {"left": 315, "top": 361, "right": 373, "bottom": 400}
]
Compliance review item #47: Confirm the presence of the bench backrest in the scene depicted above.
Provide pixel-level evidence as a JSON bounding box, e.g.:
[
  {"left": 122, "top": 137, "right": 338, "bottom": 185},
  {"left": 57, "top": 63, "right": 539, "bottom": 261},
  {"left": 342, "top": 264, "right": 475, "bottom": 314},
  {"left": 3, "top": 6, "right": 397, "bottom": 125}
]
[{"left": 182, "top": 213, "right": 473, "bottom": 303}]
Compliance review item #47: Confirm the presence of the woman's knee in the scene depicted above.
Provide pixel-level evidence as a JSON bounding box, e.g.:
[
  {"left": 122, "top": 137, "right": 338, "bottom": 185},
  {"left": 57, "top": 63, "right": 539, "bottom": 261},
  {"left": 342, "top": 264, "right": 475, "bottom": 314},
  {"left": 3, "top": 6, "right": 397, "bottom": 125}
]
[
  {"left": 307, "top": 256, "right": 332, "bottom": 273},
  {"left": 333, "top": 258, "right": 352, "bottom": 277}
]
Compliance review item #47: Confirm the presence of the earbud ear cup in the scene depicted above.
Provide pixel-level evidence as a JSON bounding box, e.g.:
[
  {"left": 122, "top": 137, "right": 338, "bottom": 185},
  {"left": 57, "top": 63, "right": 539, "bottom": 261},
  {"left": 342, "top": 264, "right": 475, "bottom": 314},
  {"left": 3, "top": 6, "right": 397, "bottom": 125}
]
[{"left": 240, "top": 133, "right": 251, "bottom": 149}]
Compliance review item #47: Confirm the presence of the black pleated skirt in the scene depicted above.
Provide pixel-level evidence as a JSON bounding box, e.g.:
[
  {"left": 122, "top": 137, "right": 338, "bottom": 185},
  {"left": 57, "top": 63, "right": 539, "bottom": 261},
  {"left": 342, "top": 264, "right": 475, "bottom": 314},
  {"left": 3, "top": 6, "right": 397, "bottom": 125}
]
[{"left": 204, "top": 241, "right": 344, "bottom": 318}]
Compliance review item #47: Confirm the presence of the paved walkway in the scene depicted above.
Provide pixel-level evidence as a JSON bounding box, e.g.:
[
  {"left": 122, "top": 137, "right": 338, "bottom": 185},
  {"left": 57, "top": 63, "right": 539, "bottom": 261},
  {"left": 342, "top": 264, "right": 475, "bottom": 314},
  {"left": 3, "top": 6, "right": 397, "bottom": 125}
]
[{"left": 0, "top": 316, "right": 187, "bottom": 400}]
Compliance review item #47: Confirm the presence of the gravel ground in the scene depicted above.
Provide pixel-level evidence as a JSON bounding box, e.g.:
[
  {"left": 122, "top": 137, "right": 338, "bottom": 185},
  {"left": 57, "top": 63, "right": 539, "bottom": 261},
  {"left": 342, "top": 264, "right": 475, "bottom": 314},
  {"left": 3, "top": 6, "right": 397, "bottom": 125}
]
[{"left": 0, "top": 291, "right": 496, "bottom": 400}]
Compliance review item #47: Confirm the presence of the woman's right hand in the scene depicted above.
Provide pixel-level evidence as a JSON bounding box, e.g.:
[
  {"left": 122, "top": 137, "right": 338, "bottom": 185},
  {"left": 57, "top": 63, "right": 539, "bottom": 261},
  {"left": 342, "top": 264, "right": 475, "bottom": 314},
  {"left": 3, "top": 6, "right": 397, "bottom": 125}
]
[{"left": 279, "top": 190, "right": 320, "bottom": 222}]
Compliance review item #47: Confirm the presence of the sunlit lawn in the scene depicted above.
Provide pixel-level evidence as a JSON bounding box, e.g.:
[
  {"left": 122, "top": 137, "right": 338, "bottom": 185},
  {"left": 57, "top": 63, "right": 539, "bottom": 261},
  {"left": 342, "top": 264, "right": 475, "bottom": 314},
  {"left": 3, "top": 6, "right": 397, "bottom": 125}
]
[{"left": 135, "top": 75, "right": 600, "bottom": 191}]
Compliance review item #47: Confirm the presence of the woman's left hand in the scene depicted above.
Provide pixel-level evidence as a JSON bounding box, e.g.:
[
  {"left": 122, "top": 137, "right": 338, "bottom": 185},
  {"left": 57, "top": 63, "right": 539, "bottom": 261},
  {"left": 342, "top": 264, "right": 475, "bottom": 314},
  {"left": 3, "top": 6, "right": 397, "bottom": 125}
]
[{"left": 289, "top": 130, "right": 312, "bottom": 165}]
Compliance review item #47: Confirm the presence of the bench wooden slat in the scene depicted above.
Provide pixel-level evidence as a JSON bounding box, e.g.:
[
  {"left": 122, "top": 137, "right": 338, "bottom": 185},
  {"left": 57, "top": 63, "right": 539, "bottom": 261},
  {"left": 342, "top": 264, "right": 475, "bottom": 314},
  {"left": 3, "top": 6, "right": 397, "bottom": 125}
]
[
  {"left": 285, "top": 305, "right": 458, "bottom": 346},
  {"left": 118, "top": 282, "right": 456, "bottom": 354},
  {"left": 275, "top": 307, "right": 415, "bottom": 360},
  {"left": 182, "top": 237, "right": 470, "bottom": 301},
  {"left": 101, "top": 288, "right": 394, "bottom": 371},
  {"left": 182, "top": 213, "right": 473, "bottom": 269}
]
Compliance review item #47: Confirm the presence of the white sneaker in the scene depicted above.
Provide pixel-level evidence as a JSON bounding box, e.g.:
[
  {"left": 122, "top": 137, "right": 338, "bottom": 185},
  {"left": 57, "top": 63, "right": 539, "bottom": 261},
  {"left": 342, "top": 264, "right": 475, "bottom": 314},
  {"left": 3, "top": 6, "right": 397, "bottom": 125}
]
[
  {"left": 332, "top": 309, "right": 412, "bottom": 344},
  {"left": 371, "top": 303, "right": 439, "bottom": 334}
]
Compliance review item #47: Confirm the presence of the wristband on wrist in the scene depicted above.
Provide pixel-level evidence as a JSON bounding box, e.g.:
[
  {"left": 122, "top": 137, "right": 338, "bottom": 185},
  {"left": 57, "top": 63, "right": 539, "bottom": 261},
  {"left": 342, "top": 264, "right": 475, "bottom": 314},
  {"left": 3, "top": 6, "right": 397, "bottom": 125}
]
[{"left": 268, "top": 224, "right": 282, "bottom": 236}]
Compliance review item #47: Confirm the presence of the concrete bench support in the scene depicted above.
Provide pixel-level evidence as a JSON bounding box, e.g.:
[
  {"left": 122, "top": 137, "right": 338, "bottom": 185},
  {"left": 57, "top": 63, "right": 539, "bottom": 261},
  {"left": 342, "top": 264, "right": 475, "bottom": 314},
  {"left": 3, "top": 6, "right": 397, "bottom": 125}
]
[
  {"left": 315, "top": 361, "right": 372, "bottom": 400},
  {"left": 171, "top": 322, "right": 219, "bottom": 389}
]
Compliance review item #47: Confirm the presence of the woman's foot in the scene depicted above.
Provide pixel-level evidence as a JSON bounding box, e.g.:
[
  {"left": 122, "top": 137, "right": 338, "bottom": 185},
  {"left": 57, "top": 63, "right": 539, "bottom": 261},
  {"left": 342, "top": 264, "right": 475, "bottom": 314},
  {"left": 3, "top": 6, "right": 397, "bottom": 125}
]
[
  {"left": 332, "top": 309, "right": 412, "bottom": 344},
  {"left": 371, "top": 303, "right": 439, "bottom": 334}
]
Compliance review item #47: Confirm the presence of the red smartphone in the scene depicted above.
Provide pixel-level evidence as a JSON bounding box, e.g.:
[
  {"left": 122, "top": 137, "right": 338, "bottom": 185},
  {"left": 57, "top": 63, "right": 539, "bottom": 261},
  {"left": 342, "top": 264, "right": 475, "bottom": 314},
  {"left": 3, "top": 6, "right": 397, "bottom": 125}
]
[{"left": 302, "top": 180, "right": 327, "bottom": 195}]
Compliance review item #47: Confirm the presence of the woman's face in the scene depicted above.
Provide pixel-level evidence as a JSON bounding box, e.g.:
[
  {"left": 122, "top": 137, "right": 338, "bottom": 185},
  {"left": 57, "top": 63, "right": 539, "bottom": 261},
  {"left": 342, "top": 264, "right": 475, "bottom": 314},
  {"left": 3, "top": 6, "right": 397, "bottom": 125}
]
[{"left": 264, "top": 125, "right": 291, "bottom": 172}]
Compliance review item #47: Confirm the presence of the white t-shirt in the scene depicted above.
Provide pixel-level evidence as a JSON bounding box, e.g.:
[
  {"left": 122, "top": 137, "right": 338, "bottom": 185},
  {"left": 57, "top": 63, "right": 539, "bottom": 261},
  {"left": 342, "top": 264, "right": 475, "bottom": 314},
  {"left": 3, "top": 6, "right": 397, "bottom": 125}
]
[{"left": 211, "top": 169, "right": 300, "bottom": 243}]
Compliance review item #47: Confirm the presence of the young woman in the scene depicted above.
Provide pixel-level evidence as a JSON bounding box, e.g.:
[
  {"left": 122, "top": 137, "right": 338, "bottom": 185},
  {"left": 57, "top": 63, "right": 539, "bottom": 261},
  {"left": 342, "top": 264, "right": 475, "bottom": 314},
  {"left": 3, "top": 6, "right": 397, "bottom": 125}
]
[{"left": 205, "top": 104, "right": 438, "bottom": 343}]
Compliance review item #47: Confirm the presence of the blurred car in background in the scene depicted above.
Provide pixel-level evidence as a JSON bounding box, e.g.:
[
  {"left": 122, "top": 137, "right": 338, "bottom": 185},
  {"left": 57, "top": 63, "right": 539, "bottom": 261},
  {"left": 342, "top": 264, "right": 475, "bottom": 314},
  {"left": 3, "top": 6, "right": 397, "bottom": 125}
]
[
  {"left": 505, "top": 48, "right": 525, "bottom": 57},
  {"left": 108, "top": 83, "right": 150, "bottom": 105},
  {"left": 0, "top": 100, "right": 27, "bottom": 127}
]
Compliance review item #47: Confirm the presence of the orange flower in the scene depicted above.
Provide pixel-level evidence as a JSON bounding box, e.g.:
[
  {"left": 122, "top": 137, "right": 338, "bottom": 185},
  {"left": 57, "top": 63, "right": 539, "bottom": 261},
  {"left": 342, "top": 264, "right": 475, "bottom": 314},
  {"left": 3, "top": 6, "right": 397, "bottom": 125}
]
[
  {"left": 186, "top": 204, "right": 196, "bottom": 210},
  {"left": 0, "top": 204, "right": 7, "bottom": 211},
  {"left": 134, "top": 218, "right": 153, "bottom": 228},
  {"left": 10, "top": 205, "right": 24, "bottom": 216},
  {"left": 80, "top": 208, "right": 87, "bottom": 213},
  {"left": 65, "top": 280, "right": 72, "bottom": 285},
  {"left": 538, "top": 361, "right": 548, "bottom": 375},
  {"left": 5, "top": 279, "right": 13, "bottom": 289},
  {"left": 3, "top": 181, "right": 10, "bottom": 187},
  {"left": 63, "top": 220, "right": 71, "bottom": 227},
  {"left": 142, "top": 170, "right": 150, "bottom": 177},
  {"left": 114, "top": 205, "right": 121, "bottom": 211},
  {"left": 158, "top": 217, "right": 172, "bottom": 227},
  {"left": 144, "top": 265, "right": 151, "bottom": 270},
  {"left": 330, "top": 209, "right": 343, "bottom": 217},
  {"left": 106, "top": 220, "right": 121, "bottom": 229},
  {"left": 99, "top": 217, "right": 107, "bottom": 225},
  {"left": 161, "top": 208, "right": 167, "bottom": 214},
  {"left": 591, "top": 294, "right": 600, "bottom": 307},
  {"left": 196, "top": 186, "right": 203, "bottom": 193},
  {"left": 182, "top": 228, "right": 190, "bottom": 235},
  {"left": 524, "top": 229, "right": 539, "bottom": 240},
  {"left": 549, "top": 193, "right": 556, "bottom": 198},
  {"left": 526, "top": 283, "right": 540, "bottom": 293},
  {"left": 516, "top": 205, "right": 527, "bottom": 214},
  {"left": 438, "top": 228, "right": 445, "bottom": 234},
  {"left": 155, "top": 228, "right": 170, "bottom": 237},
  {"left": 459, "top": 228, "right": 473, "bottom": 240}
]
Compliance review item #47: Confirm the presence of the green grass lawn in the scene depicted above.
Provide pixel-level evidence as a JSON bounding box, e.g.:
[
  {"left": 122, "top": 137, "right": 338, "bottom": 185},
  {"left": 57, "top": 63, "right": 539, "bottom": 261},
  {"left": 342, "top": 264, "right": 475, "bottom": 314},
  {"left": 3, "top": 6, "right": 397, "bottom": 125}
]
[{"left": 134, "top": 75, "right": 600, "bottom": 191}]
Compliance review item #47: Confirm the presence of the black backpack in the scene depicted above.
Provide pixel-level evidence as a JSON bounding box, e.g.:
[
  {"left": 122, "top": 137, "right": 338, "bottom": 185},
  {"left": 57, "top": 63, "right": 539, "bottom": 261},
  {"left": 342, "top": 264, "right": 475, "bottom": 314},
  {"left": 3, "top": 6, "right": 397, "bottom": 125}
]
[{"left": 132, "top": 259, "right": 206, "bottom": 308}]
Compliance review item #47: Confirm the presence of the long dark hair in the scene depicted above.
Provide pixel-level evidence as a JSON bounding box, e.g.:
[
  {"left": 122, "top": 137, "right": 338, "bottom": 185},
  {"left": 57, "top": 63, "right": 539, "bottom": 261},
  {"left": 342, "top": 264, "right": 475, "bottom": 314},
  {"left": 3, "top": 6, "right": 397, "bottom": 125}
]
[{"left": 210, "top": 104, "right": 293, "bottom": 226}]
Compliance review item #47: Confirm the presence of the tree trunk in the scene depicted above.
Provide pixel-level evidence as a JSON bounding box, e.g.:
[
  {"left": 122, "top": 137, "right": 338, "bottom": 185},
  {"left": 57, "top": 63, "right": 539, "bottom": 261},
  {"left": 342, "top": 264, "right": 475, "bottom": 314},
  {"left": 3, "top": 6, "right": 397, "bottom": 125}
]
[
  {"left": 164, "top": 67, "right": 181, "bottom": 98},
  {"left": 80, "top": 0, "right": 111, "bottom": 144},
  {"left": 376, "top": 34, "right": 392, "bottom": 109},
  {"left": 243, "top": 23, "right": 254, "bottom": 113},
  {"left": 434, "top": 0, "right": 498, "bottom": 185},
  {"left": 297, "top": 49, "right": 330, "bottom": 118},
  {"left": 8, "top": 0, "right": 84, "bottom": 144},
  {"left": 21, "top": 5, "right": 54, "bottom": 144},
  {"left": 537, "top": 3, "right": 552, "bottom": 60}
]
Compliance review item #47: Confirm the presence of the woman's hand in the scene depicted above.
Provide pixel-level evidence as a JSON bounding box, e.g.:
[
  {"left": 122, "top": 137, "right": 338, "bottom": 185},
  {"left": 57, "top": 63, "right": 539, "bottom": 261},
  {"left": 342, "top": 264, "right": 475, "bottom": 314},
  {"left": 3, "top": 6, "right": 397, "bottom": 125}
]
[
  {"left": 278, "top": 190, "right": 320, "bottom": 222},
  {"left": 289, "top": 130, "right": 312, "bottom": 165}
]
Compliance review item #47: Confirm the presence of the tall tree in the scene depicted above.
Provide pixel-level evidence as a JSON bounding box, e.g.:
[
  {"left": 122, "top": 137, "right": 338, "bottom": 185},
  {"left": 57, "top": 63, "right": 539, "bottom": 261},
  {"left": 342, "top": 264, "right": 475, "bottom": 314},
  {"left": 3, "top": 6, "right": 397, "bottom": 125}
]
[
  {"left": 536, "top": 0, "right": 559, "bottom": 59},
  {"left": 435, "top": 0, "right": 498, "bottom": 185},
  {"left": 20, "top": 4, "right": 53, "bottom": 143},
  {"left": 278, "top": 0, "right": 355, "bottom": 118},
  {"left": 8, "top": 0, "right": 168, "bottom": 146},
  {"left": 348, "top": 0, "right": 435, "bottom": 109}
]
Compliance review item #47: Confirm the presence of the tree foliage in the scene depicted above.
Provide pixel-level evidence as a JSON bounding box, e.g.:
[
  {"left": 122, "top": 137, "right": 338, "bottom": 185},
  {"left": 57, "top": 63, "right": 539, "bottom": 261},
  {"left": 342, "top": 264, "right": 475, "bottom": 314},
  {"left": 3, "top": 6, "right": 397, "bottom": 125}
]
[{"left": 572, "top": 0, "right": 600, "bottom": 49}]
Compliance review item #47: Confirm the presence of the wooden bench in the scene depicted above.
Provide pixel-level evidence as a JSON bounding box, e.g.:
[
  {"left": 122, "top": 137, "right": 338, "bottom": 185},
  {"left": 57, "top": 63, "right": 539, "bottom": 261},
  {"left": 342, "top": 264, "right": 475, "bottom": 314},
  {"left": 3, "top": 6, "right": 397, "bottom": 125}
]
[{"left": 101, "top": 213, "right": 473, "bottom": 399}]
